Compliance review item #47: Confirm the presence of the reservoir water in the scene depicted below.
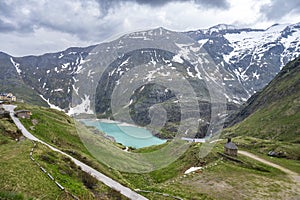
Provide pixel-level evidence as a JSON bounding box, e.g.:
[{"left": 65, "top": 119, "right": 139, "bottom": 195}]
[{"left": 81, "top": 119, "right": 166, "bottom": 148}]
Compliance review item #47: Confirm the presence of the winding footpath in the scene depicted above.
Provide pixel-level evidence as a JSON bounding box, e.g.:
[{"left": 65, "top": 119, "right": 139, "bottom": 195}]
[
  {"left": 239, "top": 150, "right": 300, "bottom": 184},
  {"left": 3, "top": 105, "right": 147, "bottom": 200}
]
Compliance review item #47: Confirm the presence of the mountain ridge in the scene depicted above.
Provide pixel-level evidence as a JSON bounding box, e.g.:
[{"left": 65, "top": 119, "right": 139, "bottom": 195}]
[
  {"left": 1, "top": 22, "right": 297, "bottom": 57},
  {"left": 1, "top": 22, "right": 300, "bottom": 137}
]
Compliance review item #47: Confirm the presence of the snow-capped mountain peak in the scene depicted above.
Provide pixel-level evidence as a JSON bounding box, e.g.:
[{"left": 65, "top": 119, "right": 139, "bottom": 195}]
[
  {"left": 185, "top": 22, "right": 300, "bottom": 95},
  {"left": 1, "top": 22, "right": 300, "bottom": 117},
  {"left": 204, "top": 24, "right": 237, "bottom": 34}
]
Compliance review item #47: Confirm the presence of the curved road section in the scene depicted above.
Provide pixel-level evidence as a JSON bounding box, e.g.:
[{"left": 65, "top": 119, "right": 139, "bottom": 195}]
[
  {"left": 3, "top": 105, "right": 148, "bottom": 200},
  {"left": 239, "top": 150, "right": 300, "bottom": 184}
]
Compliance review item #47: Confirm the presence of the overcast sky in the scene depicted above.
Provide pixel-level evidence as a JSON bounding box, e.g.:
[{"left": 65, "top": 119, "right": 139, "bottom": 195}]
[{"left": 1, "top": 0, "right": 300, "bottom": 56}]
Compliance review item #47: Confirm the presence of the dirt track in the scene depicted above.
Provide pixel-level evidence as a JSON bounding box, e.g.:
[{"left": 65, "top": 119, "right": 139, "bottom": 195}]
[{"left": 239, "top": 150, "right": 300, "bottom": 184}]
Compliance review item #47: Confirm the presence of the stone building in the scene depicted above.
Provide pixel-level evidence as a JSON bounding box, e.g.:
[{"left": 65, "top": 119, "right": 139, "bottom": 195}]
[
  {"left": 224, "top": 138, "right": 238, "bottom": 156},
  {"left": 15, "top": 110, "right": 32, "bottom": 119}
]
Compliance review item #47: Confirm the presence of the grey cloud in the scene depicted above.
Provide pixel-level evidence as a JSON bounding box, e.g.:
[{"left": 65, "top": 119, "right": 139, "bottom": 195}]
[
  {"left": 194, "top": 0, "right": 229, "bottom": 9},
  {"left": 0, "top": 1, "right": 35, "bottom": 33},
  {"left": 260, "top": 0, "right": 300, "bottom": 20},
  {"left": 143, "top": 0, "right": 229, "bottom": 8},
  {"left": 0, "top": 19, "right": 15, "bottom": 32},
  {"left": 97, "top": 0, "right": 229, "bottom": 9},
  {"left": 0, "top": 2, "right": 16, "bottom": 32},
  {"left": 0, "top": 2, "right": 12, "bottom": 17},
  {"left": 0, "top": 1, "right": 100, "bottom": 38},
  {"left": 0, "top": 0, "right": 229, "bottom": 38}
]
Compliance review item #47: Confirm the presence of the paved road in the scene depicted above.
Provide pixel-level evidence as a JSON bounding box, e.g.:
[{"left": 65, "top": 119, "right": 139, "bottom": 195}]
[
  {"left": 3, "top": 105, "right": 148, "bottom": 200},
  {"left": 239, "top": 150, "right": 300, "bottom": 184}
]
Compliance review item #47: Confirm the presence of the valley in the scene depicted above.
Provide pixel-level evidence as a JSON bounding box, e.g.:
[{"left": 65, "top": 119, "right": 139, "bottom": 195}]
[
  {"left": 1, "top": 22, "right": 300, "bottom": 200},
  {"left": 1, "top": 91, "right": 300, "bottom": 199}
]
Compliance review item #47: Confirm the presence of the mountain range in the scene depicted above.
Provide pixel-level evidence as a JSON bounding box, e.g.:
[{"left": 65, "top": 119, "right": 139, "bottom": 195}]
[{"left": 1, "top": 22, "right": 300, "bottom": 137}]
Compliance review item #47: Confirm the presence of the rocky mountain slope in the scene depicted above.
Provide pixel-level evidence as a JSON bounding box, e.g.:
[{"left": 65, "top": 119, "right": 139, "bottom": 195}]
[
  {"left": 225, "top": 56, "right": 300, "bottom": 142},
  {"left": 1, "top": 23, "right": 300, "bottom": 137},
  {"left": 186, "top": 23, "right": 300, "bottom": 95}
]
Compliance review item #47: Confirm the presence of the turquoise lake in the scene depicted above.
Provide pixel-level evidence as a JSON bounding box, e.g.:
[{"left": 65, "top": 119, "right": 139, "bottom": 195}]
[{"left": 81, "top": 119, "right": 166, "bottom": 148}]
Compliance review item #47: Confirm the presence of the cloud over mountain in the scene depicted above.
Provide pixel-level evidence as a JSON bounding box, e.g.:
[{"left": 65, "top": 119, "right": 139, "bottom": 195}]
[
  {"left": 260, "top": 0, "right": 300, "bottom": 20},
  {"left": 1, "top": 0, "right": 300, "bottom": 56}
]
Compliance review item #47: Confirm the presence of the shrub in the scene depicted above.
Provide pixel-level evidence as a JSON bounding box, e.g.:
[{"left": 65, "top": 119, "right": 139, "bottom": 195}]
[{"left": 81, "top": 171, "right": 98, "bottom": 189}]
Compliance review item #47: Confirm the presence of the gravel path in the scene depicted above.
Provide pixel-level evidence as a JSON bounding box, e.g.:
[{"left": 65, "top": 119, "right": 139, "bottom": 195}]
[
  {"left": 3, "top": 104, "right": 148, "bottom": 200},
  {"left": 239, "top": 150, "right": 300, "bottom": 184}
]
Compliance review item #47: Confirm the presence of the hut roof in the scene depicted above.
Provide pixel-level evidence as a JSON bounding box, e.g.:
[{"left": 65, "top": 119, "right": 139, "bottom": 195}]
[
  {"left": 15, "top": 110, "right": 31, "bottom": 114},
  {"left": 224, "top": 142, "right": 238, "bottom": 150}
]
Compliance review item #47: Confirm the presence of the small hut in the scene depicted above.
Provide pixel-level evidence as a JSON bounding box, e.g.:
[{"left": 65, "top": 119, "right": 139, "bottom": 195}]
[
  {"left": 224, "top": 138, "right": 238, "bottom": 156},
  {"left": 15, "top": 110, "right": 32, "bottom": 119}
]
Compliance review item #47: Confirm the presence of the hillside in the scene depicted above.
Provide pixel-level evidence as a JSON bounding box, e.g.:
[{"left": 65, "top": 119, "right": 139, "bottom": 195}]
[
  {"left": 2, "top": 103, "right": 300, "bottom": 199},
  {"left": 0, "top": 107, "right": 127, "bottom": 200},
  {"left": 0, "top": 52, "right": 48, "bottom": 107},
  {"left": 225, "top": 56, "right": 300, "bottom": 143}
]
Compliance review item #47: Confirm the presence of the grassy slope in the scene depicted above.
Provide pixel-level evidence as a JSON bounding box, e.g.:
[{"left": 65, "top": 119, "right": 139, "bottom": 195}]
[
  {"left": 15, "top": 103, "right": 88, "bottom": 154},
  {"left": 220, "top": 57, "right": 300, "bottom": 195},
  {"left": 225, "top": 56, "right": 300, "bottom": 143},
  {"left": 14, "top": 103, "right": 131, "bottom": 184},
  {"left": 0, "top": 112, "right": 127, "bottom": 200},
  {"left": 227, "top": 136, "right": 300, "bottom": 173},
  {"left": 10, "top": 103, "right": 300, "bottom": 199},
  {"left": 0, "top": 79, "right": 48, "bottom": 107},
  {"left": 127, "top": 140, "right": 300, "bottom": 200},
  {"left": 0, "top": 134, "right": 63, "bottom": 200},
  {"left": 218, "top": 57, "right": 300, "bottom": 198}
]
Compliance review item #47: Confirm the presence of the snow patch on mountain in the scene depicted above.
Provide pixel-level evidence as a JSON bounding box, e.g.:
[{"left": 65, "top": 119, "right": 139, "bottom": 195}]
[
  {"left": 72, "top": 85, "right": 79, "bottom": 95},
  {"left": 123, "top": 99, "right": 133, "bottom": 108},
  {"left": 58, "top": 53, "right": 64, "bottom": 59},
  {"left": 204, "top": 24, "right": 237, "bottom": 34},
  {"left": 252, "top": 71, "right": 260, "bottom": 79},
  {"left": 88, "top": 70, "right": 95, "bottom": 77},
  {"left": 172, "top": 54, "right": 184, "bottom": 63},
  {"left": 223, "top": 24, "right": 287, "bottom": 64},
  {"left": 175, "top": 43, "right": 194, "bottom": 61},
  {"left": 186, "top": 67, "right": 195, "bottom": 77},
  {"left": 198, "top": 39, "right": 208, "bottom": 47},
  {"left": 39, "top": 95, "right": 64, "bottom": 111},
  {"left": 54, "top": 88, "right": 64, "bottom": 92},
  {"left": 120, "top": 57, "right": 130, "bottom": 67},
  {"left": 68, "top": 94, "right": 94, "bottom": 115},
  {"left": 74, "top": 65, "right": 83, "bottom": 74},
  {"left": 10, "top": 57, "right": 22, "bottom": 75},
  {"left": 62, "top": 63, "right": 70, "bottom": 69},
  {"left": 144, "top": 70, "right": 157, "bottom": 82}
]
